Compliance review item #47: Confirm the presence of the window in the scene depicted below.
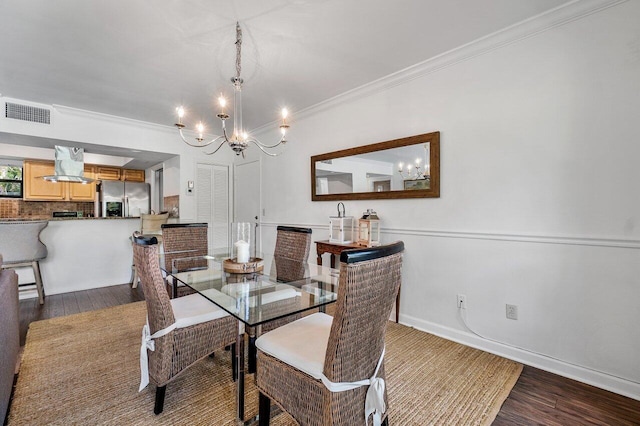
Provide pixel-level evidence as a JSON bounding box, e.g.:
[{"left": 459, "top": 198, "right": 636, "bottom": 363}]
[{"left": 0, "top": 165, "right": 23, "bottom": 198}]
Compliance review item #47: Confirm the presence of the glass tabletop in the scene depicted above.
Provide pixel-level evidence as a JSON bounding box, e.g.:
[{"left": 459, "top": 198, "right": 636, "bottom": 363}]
[{"left": 166, "top": 254, "right": 340, "bottom": 327}]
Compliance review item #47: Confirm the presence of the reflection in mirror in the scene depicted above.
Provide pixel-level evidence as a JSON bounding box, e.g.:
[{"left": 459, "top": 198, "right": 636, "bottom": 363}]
[{"left": 311, "top": 132, "right": 439, "bottom": 201}]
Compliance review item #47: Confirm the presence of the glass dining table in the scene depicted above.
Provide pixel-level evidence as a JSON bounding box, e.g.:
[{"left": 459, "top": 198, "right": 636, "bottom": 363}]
[{"left": 162, "top": 252, "right": 340, "bottom": 425}]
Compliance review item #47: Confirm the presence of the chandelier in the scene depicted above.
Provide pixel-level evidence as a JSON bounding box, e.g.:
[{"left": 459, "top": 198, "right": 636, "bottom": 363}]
[
  {"left": 174, "top": 23, "right": 290, "bottom": 157},
  {"left": 397, "top": 144, "right": 430, "bottom": 180}
]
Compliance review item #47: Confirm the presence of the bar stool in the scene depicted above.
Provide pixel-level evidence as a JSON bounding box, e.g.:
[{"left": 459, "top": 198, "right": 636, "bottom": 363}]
[{"left": 0, "top": 220, "right": 48, "bottom": 304}]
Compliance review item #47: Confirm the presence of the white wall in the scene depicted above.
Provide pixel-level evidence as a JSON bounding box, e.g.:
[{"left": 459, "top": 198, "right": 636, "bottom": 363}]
[{"left": 252, "top": 1, "right": 640, "bottom": 399}]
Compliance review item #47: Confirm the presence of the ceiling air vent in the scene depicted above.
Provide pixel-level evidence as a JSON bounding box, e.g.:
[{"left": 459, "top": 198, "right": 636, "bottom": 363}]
[{"left": 5, "top": 102, "right": 51, "bottom": 124}]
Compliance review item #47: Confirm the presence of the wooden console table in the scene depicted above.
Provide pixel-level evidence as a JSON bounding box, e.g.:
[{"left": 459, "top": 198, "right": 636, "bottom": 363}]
[{"left": 314, "top": 240, "right": 400, "bottom": 323}]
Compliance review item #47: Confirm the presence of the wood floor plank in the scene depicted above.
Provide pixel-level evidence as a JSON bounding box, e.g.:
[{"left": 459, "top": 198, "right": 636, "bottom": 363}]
[
  {"left": 94, "top": 285, "right": 121, "bottom": 308},
  {"left": 61, "top": 292, "right": 80, "bottom": 316},
  {"left": 74, "top": 290, "right": 94, "bottom": 314},
  {"left": 494, "top": 366, "right": 640, "bottom": 425}
]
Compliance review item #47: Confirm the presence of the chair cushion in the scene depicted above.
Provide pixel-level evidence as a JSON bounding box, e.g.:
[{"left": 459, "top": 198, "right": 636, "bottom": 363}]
[
  {"left": 255, "top": 312, "right": 333, "bottom": 380},
  {"left": 170, "top": 292, "right": 229, "bottom": 329}
]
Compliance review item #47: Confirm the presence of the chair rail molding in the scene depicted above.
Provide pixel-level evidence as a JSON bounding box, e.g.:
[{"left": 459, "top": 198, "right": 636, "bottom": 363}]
[{"left": 259, "top": 222, "right": 640, "bottom": 250}]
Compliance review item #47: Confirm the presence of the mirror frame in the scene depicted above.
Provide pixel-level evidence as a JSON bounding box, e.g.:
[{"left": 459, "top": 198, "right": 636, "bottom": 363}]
[{"left": 311, "top": 131, "right": 440, "bottom": 201}]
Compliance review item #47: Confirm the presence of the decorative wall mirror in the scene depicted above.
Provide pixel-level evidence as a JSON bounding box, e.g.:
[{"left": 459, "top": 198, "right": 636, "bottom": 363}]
[{"left": 311, "top": 131, "right": 440, "bottom": 201}]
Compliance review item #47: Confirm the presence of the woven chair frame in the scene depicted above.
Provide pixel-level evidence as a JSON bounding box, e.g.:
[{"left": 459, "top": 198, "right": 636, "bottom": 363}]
[
  {"left": 133, "top": 240, "right": 237, "bottom": 387},
  {"left": 161, "top": 224, "right": 209, "bottom": 297},
  {"left": 249, "top": 227, "right": 311, "bottom": 337},
  {"left": 256, "top": 248, "right": 402, "bottom": 425},
  {"left": 274, "top": 226, "right": 312, "bottom": 262}
]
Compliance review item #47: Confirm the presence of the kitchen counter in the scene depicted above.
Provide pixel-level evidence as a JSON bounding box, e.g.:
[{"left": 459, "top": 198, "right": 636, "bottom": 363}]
[
  {"left": 13, "top": 218, "right": 141, "bottom": 297},
  {"left": 1, "top": 216, "right": 141, "bottom": 221},
  {"left": 50, "top": 216, "right": 141, "bottom": 221}
]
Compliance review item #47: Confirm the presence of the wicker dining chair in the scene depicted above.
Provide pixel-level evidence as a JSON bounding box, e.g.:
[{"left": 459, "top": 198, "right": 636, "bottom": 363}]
[
  {"left": 131, "top": 212, "right": 169, "bottom": 288},
  {"left": 132, "top": 234, "right": 237, "bottom": 415},
  {"left": 273, "top": 226, "right": 312, "bottom": 261},
  {"left": 255, "top": 241, "right": 404, "bottom": 426},
  {"left": 161, "top": 223, "right": 209, "bottom": 298},
  {"left": 246, "top": 226, "right": 312, "bottom": 373}
]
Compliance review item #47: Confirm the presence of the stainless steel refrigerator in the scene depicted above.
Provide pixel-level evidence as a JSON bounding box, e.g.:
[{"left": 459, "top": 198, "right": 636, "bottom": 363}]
[{"left": 99, "top": 181, "right": 150, "bottom": 217}]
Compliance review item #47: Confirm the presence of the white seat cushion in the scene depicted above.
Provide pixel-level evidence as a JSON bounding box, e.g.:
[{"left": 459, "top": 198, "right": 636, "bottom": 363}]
[
  {"left": 170, "top": 293, "right": 229, "bottom": 329},
  {"left": 255, "top": 312, "right": 333, "bottom": 379}
]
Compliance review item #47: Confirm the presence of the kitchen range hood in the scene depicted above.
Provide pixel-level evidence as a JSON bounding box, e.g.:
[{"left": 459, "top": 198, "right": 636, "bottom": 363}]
[{"left": 42, "top": 146, "right": 94, "bottom": 184}]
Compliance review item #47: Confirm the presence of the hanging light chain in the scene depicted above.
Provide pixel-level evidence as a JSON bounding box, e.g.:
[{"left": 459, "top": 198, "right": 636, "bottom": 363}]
[{"left": 235, "top": 22, "right": 242, "bottom": 79}]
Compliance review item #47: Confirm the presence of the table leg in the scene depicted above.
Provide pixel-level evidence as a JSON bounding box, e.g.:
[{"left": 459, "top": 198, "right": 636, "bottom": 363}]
[
  {"left": 316, "top": 249, "right": 322, "bottom": 266},
  {"left": 396, "top": 285, "right": 401, "bottom": 323},
  {"left": 236, "top": 321, "right": 245, "bottom": 423},
  {"left": 330, "top": 254, "right": 336, "bottom": 269}
]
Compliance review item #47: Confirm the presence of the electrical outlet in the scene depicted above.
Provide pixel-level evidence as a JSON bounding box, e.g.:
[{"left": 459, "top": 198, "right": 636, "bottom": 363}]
[
  {"left": 457, "top": 294, "right": 466, "bottom": 309},
  {"left": 506, "top": 304, "right": 518, "bottom": 320}
]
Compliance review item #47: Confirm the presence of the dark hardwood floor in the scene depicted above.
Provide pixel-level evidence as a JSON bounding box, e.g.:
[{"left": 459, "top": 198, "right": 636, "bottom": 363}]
[
  {"left": 17, "top": 285, "right": 640, "bottom": 425},
  {"left": 18, "top": 283, "right": 145, "bottom": 346}
]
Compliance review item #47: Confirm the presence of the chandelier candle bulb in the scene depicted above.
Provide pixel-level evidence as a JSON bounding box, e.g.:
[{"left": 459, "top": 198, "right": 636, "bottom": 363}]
[{"left": 176, "top": 106, "right": 185, "bottom": 127}]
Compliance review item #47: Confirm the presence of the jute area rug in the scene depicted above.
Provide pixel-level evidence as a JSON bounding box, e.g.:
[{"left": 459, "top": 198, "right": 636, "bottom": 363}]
[{"left": 9, "top": 302, "right": 522, "bottom": 426}]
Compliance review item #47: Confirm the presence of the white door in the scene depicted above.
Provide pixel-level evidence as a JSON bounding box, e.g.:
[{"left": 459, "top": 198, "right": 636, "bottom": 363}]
[
  {"left": 196, "top": 163, "right": 230, "bottom": 253},
  {"left": 234, "top": 160, "right": 261, "bottom": 251}
]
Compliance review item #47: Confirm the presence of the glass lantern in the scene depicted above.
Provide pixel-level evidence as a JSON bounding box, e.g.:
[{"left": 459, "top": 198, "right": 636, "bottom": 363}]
[
  {"left": 357, "top": 210, "right": 381, "bottom": 247},
  {"left": 329, "top": 216, "right": 354, "bottom": 244}
]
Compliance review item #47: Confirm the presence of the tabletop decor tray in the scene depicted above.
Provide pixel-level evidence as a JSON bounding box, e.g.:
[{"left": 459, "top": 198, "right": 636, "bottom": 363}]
[{"left": 223, "top": 257, "right": 264, "bottom": 274}]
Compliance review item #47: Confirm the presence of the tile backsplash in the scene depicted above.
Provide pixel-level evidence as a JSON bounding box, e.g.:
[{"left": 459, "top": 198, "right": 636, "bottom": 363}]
[{"left": 0, "top": 199, "right": 95, "bottom": 219}]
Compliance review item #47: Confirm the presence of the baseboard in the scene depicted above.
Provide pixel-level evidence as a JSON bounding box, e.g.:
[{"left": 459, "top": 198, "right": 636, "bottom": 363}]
[{"left": 400, "top": 313, "right": 640, "bottom": 401}]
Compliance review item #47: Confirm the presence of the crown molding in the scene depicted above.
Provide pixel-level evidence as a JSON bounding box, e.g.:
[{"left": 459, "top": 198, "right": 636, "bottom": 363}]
[
  {"left": 52, "top": 104, "right": 176, "bottom": 133},
  {"left": 253, "top": 0, "right": 628, "bottom": 134}
]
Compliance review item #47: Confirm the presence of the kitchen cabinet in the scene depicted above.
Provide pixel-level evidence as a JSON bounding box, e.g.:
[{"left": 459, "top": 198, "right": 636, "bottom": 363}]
[
  {"left": 23, "top": 160, "right": 96, "bottom": 201},
  {"left": 68, "top": 165, "right": 96, "bottom": 200},
  {"left": 121, "top": 168, "right": 145, "bottom": 182},
  {"left": 95, "top": 166, "right": 121, "bottom": 181}
]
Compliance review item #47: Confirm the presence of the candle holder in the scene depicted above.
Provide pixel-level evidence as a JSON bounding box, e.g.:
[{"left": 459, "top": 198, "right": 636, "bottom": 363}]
[{"left": 225, "top": 222, "right": 263, "bottom": 273}]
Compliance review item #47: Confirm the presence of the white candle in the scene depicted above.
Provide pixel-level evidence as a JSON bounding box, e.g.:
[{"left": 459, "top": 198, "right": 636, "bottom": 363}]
[{"left": 235, "top": 240, "right": 250, "bottom": 263}]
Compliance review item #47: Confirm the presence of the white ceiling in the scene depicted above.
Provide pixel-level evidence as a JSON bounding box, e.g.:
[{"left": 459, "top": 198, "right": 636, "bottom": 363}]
[{"left": 0, "top": 0, "right": 568, "bottom": 138}]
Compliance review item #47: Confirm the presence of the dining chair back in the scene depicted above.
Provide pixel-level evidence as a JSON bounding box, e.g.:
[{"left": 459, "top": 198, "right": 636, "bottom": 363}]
[
  {"left": 273, "top": 226, "right": 312, "bottom": 261},
  {"left": 132, "top": 234, "right": 237, "bottom": 415},
  {"left": 0, "top": 220, "right": 48, "bottom": 304},
  {"left": 255, "top": 241, "right": 404, "bottom": 426},
  {"left": 131, "top": 213, "right": 170, "bottom": 288},
  {"left": 246, "top": 226, "right": 313, "bottom": 373},
  {"left": 161, "top": 223, "right": 208, "bottom": 297}
]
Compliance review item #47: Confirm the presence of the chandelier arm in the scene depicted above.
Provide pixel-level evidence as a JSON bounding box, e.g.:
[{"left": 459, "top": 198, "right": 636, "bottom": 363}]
[
  {"left": 177, "top": 128, "right": 224, "bottom": 147},
  {"left": 248, "top": 135, "right": 287, "bottom": 149},
  {"left": 247, "top": 139, "right": 279, "bottom": 157},
  {"left": 202, "top": 139, "right": 229, "bottom": 156}
]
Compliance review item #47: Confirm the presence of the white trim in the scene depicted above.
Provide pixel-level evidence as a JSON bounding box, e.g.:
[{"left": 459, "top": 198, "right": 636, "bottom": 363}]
[
  {"left": 400, "top": 312, "right": 640, "bottom": 401},
  {"left": 252, "top": 0, "right": 629, "bottom": 134},
  {"left": 52, "top": 103, "right": 176, "bottom": 133},
  {"left": 259, "top": 222, "right": 640, "bottom": 250}
]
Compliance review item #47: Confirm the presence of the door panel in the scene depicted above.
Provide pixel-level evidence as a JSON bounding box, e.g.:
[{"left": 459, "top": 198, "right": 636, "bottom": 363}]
[{"left": 196, "top": 163, "right": 230, "bottom": 252}]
